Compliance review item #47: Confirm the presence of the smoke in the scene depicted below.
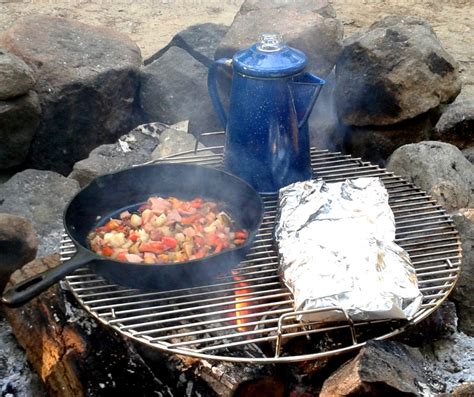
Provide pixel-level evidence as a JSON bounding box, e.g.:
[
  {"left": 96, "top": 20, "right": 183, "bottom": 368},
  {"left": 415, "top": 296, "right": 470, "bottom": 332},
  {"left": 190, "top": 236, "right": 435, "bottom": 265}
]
[{"left": 308, "top": 68, "right": 346, "bottom": 152}]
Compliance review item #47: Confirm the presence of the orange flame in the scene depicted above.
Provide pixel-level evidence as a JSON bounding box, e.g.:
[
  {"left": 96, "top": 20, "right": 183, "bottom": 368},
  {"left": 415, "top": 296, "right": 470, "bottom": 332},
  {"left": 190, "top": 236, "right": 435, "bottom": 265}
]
[{"left": 232, "top": 271, "right": 252, "bottom": 332}]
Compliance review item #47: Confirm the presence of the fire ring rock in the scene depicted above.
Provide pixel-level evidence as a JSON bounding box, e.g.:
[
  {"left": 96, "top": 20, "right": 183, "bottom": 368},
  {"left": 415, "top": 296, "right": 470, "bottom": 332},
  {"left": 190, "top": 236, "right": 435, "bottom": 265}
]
[
  {"left": 433, "top": 97, "right": 474, "bottom": 149},
  {"left": 336, "top": 16, "right": 461, "bottom": 126},
  {"left": 0, "top": 16, "right": 142, "bottom": 175},
  {"left": 0, "top": 169, "right": 80, "bottom": 257},
  {"left": 215, "top": 0, "right": 343, "bottom": 78},
  {"left": 386, "top": 141, "right": 474, "bottom": 213},
  {"left": 0, "top": 213, "right": 38, "bottom": 293},
  {"left": 0, "top": 91, "right": 41, "bottom": 168},
  {"left": 0, "top": 48, "right": 36, "bottom": 100}
]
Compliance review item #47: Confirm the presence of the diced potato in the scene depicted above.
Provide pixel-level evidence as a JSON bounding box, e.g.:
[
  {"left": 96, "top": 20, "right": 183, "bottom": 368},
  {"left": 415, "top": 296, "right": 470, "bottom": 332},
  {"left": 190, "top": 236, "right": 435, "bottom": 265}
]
[
  {"left": 137, "top": 229, "right": 150, "bottom": 243},
  {"left": 104, "top": 232, "right": 126, "bottom": 248},
  {"left": 130, "top": 214, "right": 142, "bottom": 227},
  {"left": 175, "top": 232, "right": 185, "bottom": 242},
  {"left": 141, "top": 209, "right": 153, "bottom": 224},
  {"left": 123, "top": 240, "right": 134, "bottom": 249},
  {"left": 144, "top": 252, "right": 156, "bottom": 264},
  {"left": 129, "top": 242, "right": 140, "bottom": 254},
  {"left": 152, "top": 213, "right": 167, "bottom": 228},
  {"left": 183, "top": 242, "right": 194, "bottom": 258},
  {"left": 159, "top": 226, "right": 172, "bottom": 236},
  {"left": 204, "top": 224, "right": 216, "bottom": 234}
]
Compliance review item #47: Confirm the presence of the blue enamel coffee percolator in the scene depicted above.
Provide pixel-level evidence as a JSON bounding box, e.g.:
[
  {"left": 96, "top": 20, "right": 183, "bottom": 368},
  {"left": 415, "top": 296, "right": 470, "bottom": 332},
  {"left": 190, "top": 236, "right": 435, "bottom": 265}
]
[{"left": 208, "top": 34, "right": 325, "bottom": 194}]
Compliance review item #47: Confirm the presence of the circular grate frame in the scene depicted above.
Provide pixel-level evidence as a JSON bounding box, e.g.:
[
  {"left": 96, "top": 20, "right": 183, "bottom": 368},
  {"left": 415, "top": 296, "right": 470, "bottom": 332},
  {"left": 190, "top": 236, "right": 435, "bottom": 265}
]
[{"left": 62, "top": 148, "right": 462, "bottom": 363}]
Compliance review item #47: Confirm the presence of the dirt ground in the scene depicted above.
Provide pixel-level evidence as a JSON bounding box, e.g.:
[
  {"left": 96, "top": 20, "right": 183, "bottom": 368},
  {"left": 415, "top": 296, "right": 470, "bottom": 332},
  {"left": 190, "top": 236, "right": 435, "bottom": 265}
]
[{"left": 0, "top": 0, "right": 472, "bottom": 95}]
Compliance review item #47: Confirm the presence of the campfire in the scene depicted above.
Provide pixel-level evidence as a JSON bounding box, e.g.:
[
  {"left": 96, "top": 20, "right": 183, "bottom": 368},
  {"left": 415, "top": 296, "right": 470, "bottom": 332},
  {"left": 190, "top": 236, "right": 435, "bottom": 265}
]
[
  {"left": 0, "top": 0, "right": 469, "bottom": 394},
  {"left": 1, "top": 146, "right": 462, "bottom": 396},
  {"left": 57, "top": 148, "right": 460, "bottom": 365}
]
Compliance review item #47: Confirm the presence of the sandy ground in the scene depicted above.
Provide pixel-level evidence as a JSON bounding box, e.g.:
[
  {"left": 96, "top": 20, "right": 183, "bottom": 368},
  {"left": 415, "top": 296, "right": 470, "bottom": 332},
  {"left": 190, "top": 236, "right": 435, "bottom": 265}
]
[{"left": 0, "top": 0, "right": 472, "bottom": 94}]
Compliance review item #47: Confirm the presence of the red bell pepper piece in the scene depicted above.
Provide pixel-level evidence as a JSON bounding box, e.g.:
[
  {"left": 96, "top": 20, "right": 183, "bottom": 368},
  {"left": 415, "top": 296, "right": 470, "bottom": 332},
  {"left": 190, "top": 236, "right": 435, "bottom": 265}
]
[
  {"left": 139, "top": 241, "right": 165, "bottom": 254},
  {"left": 181, "top": 214, "right": 201, "bottom": 225},
  {"left": 162, "top": 236, "right": 178, "bottom": 250},
  {"left": 104, "top": 219, "right": 121, "bottom": 231},
  {"left": 101, "top": 245, "right": 113, "bottom": 257},
  {"left": 116, "top": 252, "right": 128, "bottom": 262},
  {"left": 234, "top": 230, "right": 248, "bottom": 240},
  {"left": 189, "top": 198, "right": 204, "bottom": 208}
]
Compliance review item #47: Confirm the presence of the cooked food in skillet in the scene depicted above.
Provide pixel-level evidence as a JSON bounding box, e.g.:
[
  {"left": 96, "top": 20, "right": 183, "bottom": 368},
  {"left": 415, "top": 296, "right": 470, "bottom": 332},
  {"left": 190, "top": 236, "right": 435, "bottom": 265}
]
[{"left": 87, "top": 196, "right": 248, "bottom": 264}]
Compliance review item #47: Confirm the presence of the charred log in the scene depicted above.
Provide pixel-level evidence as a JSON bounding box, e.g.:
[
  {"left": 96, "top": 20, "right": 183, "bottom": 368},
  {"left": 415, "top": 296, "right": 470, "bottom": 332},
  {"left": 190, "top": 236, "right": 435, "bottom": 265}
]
[
  {"left": 2, "top": 256, "right": 306, "bottom": 396},
  {"left": 1, "top": 255, "right": 172, "bottom": 397}
]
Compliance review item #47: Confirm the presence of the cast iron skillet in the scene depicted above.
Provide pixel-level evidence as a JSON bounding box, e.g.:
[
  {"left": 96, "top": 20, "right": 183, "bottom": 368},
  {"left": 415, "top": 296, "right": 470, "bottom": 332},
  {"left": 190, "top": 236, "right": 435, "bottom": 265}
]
[{"left": 2, "top": 163, "right": 264, "bottom": 307}]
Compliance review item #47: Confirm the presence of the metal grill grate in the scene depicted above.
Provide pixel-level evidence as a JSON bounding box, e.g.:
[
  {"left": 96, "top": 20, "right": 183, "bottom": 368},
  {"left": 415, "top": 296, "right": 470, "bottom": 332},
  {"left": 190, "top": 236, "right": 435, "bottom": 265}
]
[{"left": 62, "top": 148, "right": 462, "bottom": 363}]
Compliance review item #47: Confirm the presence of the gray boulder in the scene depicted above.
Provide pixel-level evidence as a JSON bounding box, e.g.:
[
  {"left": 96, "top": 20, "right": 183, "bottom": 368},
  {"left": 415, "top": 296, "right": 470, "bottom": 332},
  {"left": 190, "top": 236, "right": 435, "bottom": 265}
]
[
  {"left": 451, "top": 209, "right": 474, "bottom": 336},
  {"left": 145, "top": 23, "right": 229, "bottom": 67},
  {"left": 0, "top": 16, "right": 142, "bottom": 175},
  {"left": 0, "top": 214, "right": 37, "bottom": 292},
  {"left": 215, "top": 0, "right": 343, "bottom": 78},
  {"left": 0, "top": 91, "right": 41, "bottom": 168},
  {"left": 463, "top": 147, "right": 474, "bottom": 164},
  {"left": 434, "top": 97, "right": 474, "bottom": 149},
  {"left": 240, "top": 0, "right": 336, "bottom": 18},
  {"left": 320, "top": 340, "right": 435, "bottom": 396},
  {"left": 387, "top": 141, "right": 474, "bottom": 212},
  {"left": 69, "top": 123, "right": 162, "bottom": 187},
  {"left": 0, "top": 48, "right": 36, "bottom": 100},
  {"left": 336, "top": 16, "right": 461, "bottom": 126},
  {"left": 0, "top": 169, "right": 80, "bottom": 257},
  {"left": 139, "top": 46, "right": 221, "bottom": 137}
]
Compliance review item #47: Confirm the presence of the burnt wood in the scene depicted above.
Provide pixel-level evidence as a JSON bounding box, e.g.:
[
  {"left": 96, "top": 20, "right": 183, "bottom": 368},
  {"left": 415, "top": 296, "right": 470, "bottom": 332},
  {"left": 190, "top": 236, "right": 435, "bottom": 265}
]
[
  {"left": 1, "top": 257, "right": 335, "bottom": 396},
  {"left": 1, "top": 255, "right": 173, "bottom": 396}
]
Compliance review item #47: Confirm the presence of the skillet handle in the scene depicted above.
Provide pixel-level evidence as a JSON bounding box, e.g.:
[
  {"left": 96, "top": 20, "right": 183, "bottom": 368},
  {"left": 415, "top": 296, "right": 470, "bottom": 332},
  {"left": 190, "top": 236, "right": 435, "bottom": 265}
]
[{"left": 1, "top": 247, "right": 96, "bottom": 308}]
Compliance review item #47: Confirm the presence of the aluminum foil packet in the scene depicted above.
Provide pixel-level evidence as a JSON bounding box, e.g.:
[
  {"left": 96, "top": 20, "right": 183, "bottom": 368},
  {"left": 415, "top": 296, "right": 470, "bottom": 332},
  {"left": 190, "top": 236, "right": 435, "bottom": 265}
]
[{"left": 275, "top": 178, "right": 423, "bottom": 323}]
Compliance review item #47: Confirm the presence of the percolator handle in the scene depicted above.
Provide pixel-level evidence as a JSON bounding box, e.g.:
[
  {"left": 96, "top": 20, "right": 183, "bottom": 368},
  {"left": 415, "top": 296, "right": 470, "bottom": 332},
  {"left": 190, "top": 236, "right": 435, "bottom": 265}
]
[{"left": 208, "top": 58, "right": 232, "bottom": 128}]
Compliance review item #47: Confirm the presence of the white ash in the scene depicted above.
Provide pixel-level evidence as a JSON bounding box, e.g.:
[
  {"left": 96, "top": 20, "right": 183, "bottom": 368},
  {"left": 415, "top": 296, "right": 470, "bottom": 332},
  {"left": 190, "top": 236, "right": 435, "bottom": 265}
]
[
  {"left": 62, "top": 291, "right": 97, "bottom": 335},
  {"left": 118, "top": 139, "right": 131, "bottom": 153},
  {"left": 135, "top": 120, "right": 189, "bottom": 140},
  {"left": 423, "top": 332, "right": 474, "bottom": 392},
  {"left": 0, "top": 316, "right": 46, "bottom": 397},
  {"left": 37, "top": 229, "right": 63, "bottom": 258},
  {"left": 185, "top": 380, "right": 193, "bottom": 397}
]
